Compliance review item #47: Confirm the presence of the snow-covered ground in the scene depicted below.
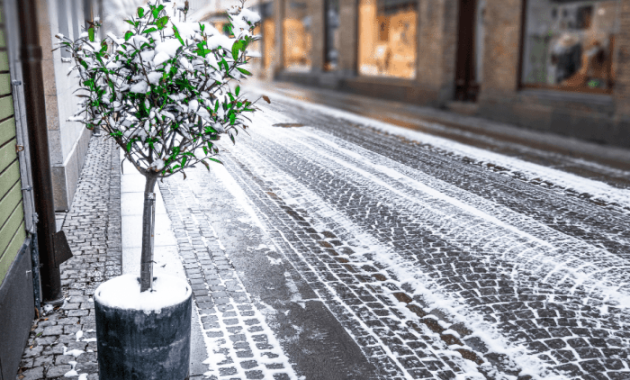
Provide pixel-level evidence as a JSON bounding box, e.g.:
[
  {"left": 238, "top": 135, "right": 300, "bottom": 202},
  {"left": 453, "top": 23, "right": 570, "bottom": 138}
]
[
  {"left": 120, "top": 83, "right": 630, "bottom": 379},
  {"left": 158, "top": 89, "right": 629, "bottom": 380}
]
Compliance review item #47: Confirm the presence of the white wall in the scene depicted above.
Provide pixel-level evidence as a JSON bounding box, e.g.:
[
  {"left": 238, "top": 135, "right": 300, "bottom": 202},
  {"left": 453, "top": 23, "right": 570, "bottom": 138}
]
[{"left": 47, "top": 0, "right": 85, "bottom": 165}]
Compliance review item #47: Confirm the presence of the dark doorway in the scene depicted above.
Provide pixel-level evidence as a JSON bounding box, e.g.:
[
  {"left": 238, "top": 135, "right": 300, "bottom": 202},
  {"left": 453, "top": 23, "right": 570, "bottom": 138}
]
[{"left": 455, "top": 0, "right": 482, "bottom": 102}]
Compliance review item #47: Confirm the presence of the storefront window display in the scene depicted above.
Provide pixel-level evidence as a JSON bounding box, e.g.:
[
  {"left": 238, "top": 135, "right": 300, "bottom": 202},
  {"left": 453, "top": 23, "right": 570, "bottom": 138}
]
[
  {"left": 284, "top": 1, "right": 312, "bottom": 72},
  {"left": 358, "top": 0, "right": 417, "bottom": 79},
  {"left": 325, "top": 0, "right": 340, "bottom": 71},
  {"left": 521, "top": 0, "right": 620, "bottom": 93}
]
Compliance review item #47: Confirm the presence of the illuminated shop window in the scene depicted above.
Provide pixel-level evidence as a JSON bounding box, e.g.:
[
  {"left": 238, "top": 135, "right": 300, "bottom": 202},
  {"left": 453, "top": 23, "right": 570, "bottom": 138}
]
[
  {"left": 358, "top": 0, "right": 417, "bottom": 79},
  {"left": 325, "top": 0, "right": 340, "bottom": 71},
  {"left": 521, "top": 0, "right": 620, "bottom": 93},
  {"left": 284, "top": 1, "right": 312, "bottom": 72}
]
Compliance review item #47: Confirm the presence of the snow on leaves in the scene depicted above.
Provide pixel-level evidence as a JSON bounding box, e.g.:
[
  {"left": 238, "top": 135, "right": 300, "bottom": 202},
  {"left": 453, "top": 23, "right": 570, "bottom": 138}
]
[{"left": 59, "top": 0, "right": 265, "bottom": 179}]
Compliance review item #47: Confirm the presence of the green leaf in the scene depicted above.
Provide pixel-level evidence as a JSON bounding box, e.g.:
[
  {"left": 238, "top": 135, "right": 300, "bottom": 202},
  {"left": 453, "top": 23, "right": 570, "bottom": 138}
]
[
  {"left": 235, "top": 86, "right": 240, "bottom": 97},
  {"left": 209, "top": 158, "right": 223, "bottom": 165},
  {"left": 229, "top": 111, "right": 236, "bottom": 125},
  {"left": 218, "top": 59, "right": 227, "bottom": 72},
  {"left": 88, "top": 27, "right": 95, "bottom": 42},
  {"left": 237, "top": 67, "right": 252, "bottom": 76},
  {"left": 231, "top": 40, "right": 243, "bottom": 61},
  {"left": 173, "top": 26, "right": 185, "bottom": 45},
  {"left": 201, "top": 160, "right": 210, "bottom": 171},
  {"left": 138, "top": 7, "right": 145, "bottom": 18},
  {"left": 124, "top": 31, "right": 133, "bottom": 41},
  {"left": 143, "top": 27, "right": 158, "bottom": 34},
  {"left": 156, "top": 16, "right": 169, "bottom": 29},
  {"left": 223, "top": 23, "right": 233, "bottom": 36}
]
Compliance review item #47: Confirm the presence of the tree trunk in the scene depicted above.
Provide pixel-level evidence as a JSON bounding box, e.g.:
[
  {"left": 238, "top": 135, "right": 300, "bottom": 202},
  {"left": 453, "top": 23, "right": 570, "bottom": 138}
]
[{"left": 140, "top": 174, "right": 158, "bottom": 292}]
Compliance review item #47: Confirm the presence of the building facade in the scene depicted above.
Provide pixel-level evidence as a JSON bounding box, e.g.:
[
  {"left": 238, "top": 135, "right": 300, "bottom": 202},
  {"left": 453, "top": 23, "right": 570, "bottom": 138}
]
[
  {"left": 1, "top": 1, "right": 37, "bottom": 378},
  {"left": 260, "top": 0, "right": 630, "bottom": 147},
  {"left": 39, "top": 0, "right": 99, "bottom": 211}
]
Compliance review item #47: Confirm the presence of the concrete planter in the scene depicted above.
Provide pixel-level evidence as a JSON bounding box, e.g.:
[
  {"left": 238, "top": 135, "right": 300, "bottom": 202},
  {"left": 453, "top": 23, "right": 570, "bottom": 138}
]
[{"left": 94, "top": 274, "right": 192, "bottom": 380}]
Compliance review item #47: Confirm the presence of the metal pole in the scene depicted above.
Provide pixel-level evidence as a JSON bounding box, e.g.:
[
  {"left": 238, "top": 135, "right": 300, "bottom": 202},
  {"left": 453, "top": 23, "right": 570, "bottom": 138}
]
[{"left": 17, "top": 0, "right": 64, "bottom": 304}]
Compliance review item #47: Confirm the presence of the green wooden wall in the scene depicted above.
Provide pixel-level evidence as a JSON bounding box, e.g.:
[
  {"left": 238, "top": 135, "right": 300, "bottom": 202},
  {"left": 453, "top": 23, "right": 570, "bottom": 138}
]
[{"left": 0, "top": 4, "right": 26, "bottom": 285}]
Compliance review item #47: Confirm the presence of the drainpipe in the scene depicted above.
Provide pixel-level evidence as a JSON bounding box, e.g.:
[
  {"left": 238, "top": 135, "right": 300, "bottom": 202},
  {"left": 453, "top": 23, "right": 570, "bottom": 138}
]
[{"left": 17, "top": 0, "right": 64, "bottom": 305}]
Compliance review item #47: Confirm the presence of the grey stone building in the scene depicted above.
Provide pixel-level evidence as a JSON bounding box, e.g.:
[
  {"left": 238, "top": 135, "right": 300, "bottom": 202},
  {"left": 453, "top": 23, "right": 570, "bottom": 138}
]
[{"left": 255, "top": 0, "right": 630, "bottom": 147}]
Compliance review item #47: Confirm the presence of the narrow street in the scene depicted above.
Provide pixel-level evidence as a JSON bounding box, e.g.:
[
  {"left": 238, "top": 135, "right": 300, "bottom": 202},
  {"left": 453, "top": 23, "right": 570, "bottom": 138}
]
[{"left": 155, "top": 85, "right": 630, "bottom": 380}]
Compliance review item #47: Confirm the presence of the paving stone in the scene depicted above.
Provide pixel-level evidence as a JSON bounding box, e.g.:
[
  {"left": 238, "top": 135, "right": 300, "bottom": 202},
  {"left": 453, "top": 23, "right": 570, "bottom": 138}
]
[
  {"left": 45, "top": 364, "right": 73, "bottom": 378},
  {"left": 19, "top": 367, "right": 44, "bottom": 380},
  {"left": 16, "top": 138, "right": 121, "bottom": 380}
]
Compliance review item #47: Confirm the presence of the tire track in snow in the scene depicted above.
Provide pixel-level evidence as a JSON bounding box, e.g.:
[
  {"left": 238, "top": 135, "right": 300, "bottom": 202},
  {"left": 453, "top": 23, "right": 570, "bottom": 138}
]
[
  {"left": 274, "top": 125, "right": 630, "bottom": 308},
  {"left": 219, "top": 111, "right": 630, "bottom": 379}
]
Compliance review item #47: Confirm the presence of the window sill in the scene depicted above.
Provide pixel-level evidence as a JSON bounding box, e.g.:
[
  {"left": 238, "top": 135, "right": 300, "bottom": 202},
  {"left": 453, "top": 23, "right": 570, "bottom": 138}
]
[
  {"left": 518, "top": 88, "right": 613, "bottom": 107},
  {"left": 346, "top": 75, "right": 417, "bottom": 88}
]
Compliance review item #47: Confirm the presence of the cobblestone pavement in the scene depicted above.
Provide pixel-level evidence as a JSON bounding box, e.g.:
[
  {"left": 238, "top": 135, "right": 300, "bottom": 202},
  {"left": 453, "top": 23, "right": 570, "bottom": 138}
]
[
  {"left": 16, "top": 137, "right": 120, "bottom": 380},
  {"left": 14, "top": 88, "right": 630, "bottom": 380},
  {"left": 156, "top": 86, "right": 630, "bottom": 380}
]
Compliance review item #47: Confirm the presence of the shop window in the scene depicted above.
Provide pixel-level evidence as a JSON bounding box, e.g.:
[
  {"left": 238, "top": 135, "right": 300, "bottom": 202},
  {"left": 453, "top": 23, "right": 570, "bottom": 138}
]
[
  {"left": 284, "top": 1, "right": 312, "bottom": 72},
  {"left": 358, "top": 0, "right": 417, "bottom": 79},
  {"left": 325, "top": 0, "right": 340, "bottom": 71},
  {"left": 521, "top": 0, "right": 620, "bottom": 93}
]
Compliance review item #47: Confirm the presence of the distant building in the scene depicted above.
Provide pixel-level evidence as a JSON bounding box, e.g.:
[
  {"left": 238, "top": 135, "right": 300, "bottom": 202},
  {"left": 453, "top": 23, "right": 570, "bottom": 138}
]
[{"left": 255, "top": 0, "right": 630, "bottom": 148}]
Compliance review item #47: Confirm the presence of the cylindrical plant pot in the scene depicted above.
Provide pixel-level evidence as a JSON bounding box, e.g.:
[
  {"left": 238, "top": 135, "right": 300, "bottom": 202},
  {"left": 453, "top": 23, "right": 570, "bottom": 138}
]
[{"left": 94, "top": 274, "right": 192, "bottom": 380}]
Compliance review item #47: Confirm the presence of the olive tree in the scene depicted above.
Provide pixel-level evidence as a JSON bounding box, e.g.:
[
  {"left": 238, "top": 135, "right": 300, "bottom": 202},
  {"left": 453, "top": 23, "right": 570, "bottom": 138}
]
[{"left": 59, "top": 0, "right": 266, "bottom": 292}]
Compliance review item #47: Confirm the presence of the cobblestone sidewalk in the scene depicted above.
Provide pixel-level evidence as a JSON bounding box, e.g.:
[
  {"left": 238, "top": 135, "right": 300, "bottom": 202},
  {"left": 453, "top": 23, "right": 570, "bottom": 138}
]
[{"left": 16, "top": 137, "right": 121, "bottom": 380}]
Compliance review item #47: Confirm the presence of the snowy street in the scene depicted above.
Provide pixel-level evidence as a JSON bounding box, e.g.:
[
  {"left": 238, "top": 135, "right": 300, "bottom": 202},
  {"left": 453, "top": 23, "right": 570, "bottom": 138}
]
[{"left": 153, "top": 84, "right": 630, "bottom": 380}]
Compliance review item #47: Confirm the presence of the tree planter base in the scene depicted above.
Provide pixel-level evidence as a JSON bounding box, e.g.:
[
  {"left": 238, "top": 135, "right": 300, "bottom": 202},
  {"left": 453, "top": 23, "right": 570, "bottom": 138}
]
[{"left": 94, "top": 274, "right": 192, "bottom": 380}]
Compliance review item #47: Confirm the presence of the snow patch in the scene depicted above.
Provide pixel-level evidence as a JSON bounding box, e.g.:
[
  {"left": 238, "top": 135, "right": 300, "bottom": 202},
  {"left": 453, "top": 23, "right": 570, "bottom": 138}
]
[
  {"left": 213, "top": 164, "right": 266, "bottom": 231},
  {"left": 95, "top": 274, "right": 191, "bottom": 314},
  {"left": 63, "top": 346, "right": 85, "bottom": 358}
]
